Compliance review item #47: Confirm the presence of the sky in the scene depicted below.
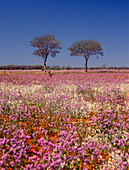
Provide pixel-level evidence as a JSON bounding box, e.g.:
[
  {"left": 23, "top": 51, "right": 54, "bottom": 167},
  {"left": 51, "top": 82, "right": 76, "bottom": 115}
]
[{"left": 0, "top": 0, "right": 129, "bottom": 67}]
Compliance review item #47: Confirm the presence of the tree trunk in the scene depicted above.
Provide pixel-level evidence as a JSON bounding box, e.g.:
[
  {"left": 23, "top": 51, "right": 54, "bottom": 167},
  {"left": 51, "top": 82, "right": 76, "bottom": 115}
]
[
  {"left": 85, "top": 58, "right": 88, "bottom": 72},
  {"left": 44, "top": 63, "right": 46, "bottom": 73},
  {"left": 43, "top": 56, "right": 47, "bottom": 73}
]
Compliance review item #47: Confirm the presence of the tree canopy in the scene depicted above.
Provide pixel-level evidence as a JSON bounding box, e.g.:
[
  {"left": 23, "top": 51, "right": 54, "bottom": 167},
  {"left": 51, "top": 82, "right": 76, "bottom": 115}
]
[
  {"left": 30, "top": 34, "right": 61, "bottom": 72},
  {"left": 68, "top": 39, "right": 104, "bottom": 72}
]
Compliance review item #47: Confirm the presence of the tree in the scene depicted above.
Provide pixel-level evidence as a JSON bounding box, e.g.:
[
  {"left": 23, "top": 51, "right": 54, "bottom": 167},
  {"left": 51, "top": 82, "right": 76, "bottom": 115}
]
[
  {"left": 30, "top": 34, "right": 61, "bottom": 72},
  {"left": 68, "top": 39, "right": 104, "bottom": 72}
]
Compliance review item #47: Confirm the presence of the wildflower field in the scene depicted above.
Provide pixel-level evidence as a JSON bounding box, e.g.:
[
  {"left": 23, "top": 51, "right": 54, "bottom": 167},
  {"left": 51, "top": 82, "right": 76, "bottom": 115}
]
[{"left": 0, "top": 71, "right": 129, "bottom": 169}]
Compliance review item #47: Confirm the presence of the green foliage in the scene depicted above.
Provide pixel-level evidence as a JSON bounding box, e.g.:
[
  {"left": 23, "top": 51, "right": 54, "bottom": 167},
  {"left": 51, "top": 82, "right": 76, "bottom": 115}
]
[
  {"left": 30, "top": 34, "right": 62, "bottom": 71},
  {"left": 68, "top": 39, "right": 104, "bottom": 72},
  {"left": 0, "top": 65, "right": 43, "bottom": 70},
  {"left": 52, "top": 65, "right": 61, "bottom": 70},
  {"left": 41, "top": 67, "right": 44, "bottom": 71},
  {"left": 66, "top": 65, "right": 72, "bottom": 70},
  {"left": 68, "top": 39, "right": 103, "bottom": 58}
]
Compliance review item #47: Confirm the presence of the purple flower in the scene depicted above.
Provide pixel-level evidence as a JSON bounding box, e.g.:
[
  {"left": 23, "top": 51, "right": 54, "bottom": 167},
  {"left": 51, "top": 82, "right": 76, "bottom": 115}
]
[
  {"left": 0, "top": 161, "right": 3, "bottom": 166},
  {"left": 26, "top": 135, "right": 31, "bottom": 139},
  {"left": 85, "top": 158, "right": 89, "bottom": 162},
  {"left": 1, "top": 154, "right": 8, "bottom": 161},
  {"left": 10, "top": 161, "right": 15, "bottom": 167},
  {"left": 12, "top": 125, "right": 16, "bottom": 130},
  {"left": 91, "top": 154, "right": 94, "bottom": 161}
]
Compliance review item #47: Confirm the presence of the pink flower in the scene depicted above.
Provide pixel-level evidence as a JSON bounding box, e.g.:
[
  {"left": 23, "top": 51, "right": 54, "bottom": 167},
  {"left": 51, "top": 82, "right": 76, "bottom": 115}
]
[
  {"left": 91, "top": 154, "right": 94, "bottom": 161},
  {"left": 10, "top": 161, "right": 15, "bottom": 167}
]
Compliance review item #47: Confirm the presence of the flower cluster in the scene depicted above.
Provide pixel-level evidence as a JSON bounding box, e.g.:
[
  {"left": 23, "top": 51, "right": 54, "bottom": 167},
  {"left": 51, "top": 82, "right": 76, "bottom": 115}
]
[{"left": 0, "top": 71, "right": 129, "bottom": 169}]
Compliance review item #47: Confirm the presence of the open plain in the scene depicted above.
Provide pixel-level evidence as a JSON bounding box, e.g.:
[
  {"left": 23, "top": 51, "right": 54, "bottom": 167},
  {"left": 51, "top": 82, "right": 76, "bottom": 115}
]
[{"left": 0, "top": 71, "right": 129, "bottom": 169}]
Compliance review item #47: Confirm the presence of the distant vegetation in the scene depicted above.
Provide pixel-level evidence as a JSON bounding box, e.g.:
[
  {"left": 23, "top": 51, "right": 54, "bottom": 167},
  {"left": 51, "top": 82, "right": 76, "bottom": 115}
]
[{"left": 0, "top": 65, "right": 129, "bottom": 70}]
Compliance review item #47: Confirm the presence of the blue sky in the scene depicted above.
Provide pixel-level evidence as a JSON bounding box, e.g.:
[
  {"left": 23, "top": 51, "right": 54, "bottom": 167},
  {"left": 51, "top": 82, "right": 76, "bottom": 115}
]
[{"left": 0, "top": 0, "right": 129, "bottom": 67}]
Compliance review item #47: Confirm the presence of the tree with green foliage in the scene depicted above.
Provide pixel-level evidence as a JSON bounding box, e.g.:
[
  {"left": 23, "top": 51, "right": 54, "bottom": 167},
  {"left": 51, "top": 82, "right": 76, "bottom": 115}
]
[
  {"left": 68, "top": 39, "right": 104, "bottom": 72},
  {"left": 30, "top": 34, "right": 62, "bottom": 72}
]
